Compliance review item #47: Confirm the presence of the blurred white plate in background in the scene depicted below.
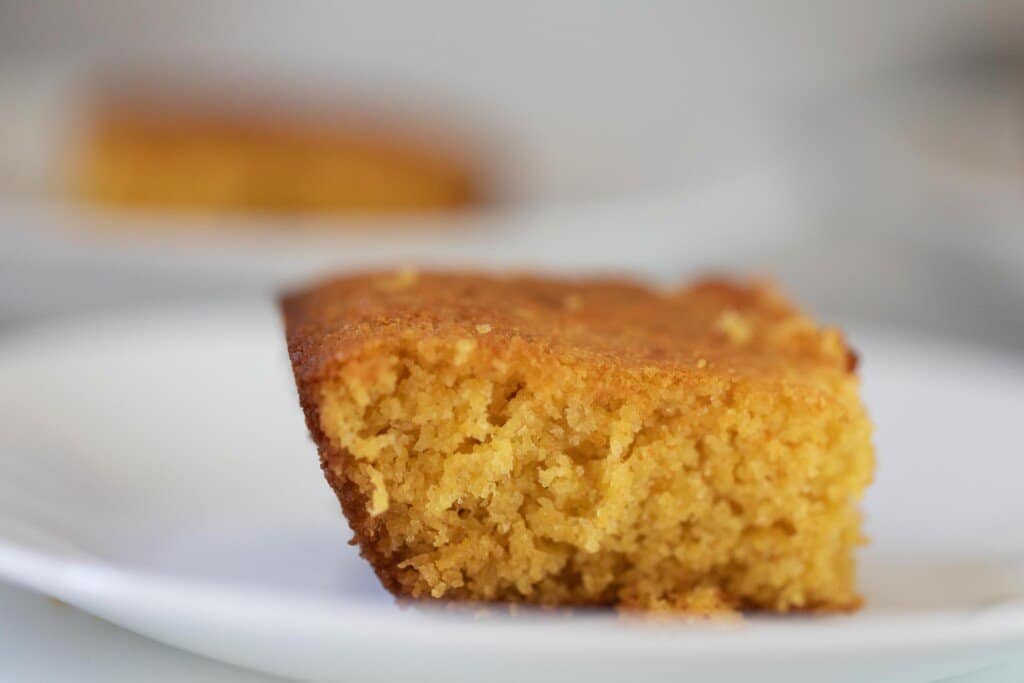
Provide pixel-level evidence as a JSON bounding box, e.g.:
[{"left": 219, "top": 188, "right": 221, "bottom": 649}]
[
  {"left": 0, "top": 165, "right": 810, "bottom": 327},
  {"left": 0, "top": 302, "right": 1022, "bottom": 683}
]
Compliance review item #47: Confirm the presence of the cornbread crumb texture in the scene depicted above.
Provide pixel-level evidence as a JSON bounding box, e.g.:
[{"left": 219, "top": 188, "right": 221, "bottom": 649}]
[
  {"left": 72, "top": 90, "right": 481, "bottom": 214},
  {"left": 283, "top": 271, "right": 874, "bottom": 613}
]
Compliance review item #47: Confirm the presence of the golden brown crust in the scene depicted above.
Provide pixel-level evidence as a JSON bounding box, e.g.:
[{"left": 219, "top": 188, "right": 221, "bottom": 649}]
[
  {"left": 281, "top": 270, "right": 863, "bottom": 610},
  {"left": 282, "top": 270, "right": 853, "bottom": 387},
  {"left": 287, "top": 336, "right": 410, "bottom": 597}
]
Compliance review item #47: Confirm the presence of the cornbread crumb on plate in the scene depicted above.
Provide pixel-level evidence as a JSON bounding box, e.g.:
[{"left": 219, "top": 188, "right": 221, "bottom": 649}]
[{"left": 282, "top": 270, "right": 874, "bottom": 614}]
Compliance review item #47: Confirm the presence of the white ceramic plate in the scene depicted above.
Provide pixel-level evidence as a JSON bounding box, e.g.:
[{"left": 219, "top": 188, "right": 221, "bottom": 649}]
[
  {"left": 0, "top": 302, "right": 1022, "bottom": 683},
  {"left": 0, "top": 581, "right": 282, "bottom": 682},
  {"left": 0, "top": 164, "right": 810, "bottom": 331}
]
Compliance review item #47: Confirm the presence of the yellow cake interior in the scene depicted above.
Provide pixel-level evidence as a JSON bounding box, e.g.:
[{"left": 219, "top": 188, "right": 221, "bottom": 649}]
[{"left": 315, "top": 333, "right": 873, "bottom": 613}]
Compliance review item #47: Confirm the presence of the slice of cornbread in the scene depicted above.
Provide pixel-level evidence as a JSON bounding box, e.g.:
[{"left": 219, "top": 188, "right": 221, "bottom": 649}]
[
  {"left": 72, "top": 89, "right": 481, "bottom": 215},
  {"left": 282, "top": 271, "right": 874, "bottom": 613}
]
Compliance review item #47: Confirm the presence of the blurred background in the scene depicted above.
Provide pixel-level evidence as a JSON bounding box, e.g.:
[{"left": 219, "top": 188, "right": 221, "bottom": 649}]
[{"left": 2, "top": 1, "right": 1024, "bottom": 351}]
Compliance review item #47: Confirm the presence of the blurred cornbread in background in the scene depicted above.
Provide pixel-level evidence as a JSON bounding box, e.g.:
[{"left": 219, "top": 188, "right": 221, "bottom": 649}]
[{"left": 69, "top": 80, "right": 485, "bottom": 215}]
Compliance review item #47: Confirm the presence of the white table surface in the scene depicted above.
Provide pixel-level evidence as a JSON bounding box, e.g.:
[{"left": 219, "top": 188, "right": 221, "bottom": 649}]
[{"left": 1, "top": 578, "right": 1022, "bottom": 683}]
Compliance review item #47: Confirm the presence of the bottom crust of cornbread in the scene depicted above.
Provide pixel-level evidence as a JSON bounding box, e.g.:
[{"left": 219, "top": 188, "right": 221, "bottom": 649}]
[{"left": 282, "top": 271, "right": 874, "bottom": 614}]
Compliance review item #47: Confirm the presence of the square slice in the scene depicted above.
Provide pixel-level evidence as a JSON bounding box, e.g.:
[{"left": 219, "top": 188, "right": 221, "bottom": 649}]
[{"left": 282, "top": 271, "right": 874, "bottom": 613}]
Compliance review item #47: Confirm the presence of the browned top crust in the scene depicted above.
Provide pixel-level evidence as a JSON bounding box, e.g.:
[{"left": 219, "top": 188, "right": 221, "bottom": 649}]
[{"left": 281, "top": 270, "right": 856, "bottom": 391}]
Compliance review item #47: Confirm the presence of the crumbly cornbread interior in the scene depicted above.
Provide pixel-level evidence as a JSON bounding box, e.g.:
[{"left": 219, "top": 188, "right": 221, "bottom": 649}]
[{"left": 313, "top": 302, "right": 873, "bottom": 612}]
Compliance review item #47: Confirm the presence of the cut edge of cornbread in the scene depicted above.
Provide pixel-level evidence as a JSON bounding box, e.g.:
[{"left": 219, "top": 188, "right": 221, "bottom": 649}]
[{"left": 282, "top": 271, "right": 874, "bottom": 614}]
